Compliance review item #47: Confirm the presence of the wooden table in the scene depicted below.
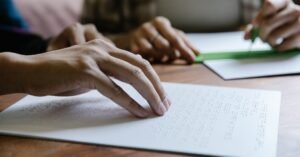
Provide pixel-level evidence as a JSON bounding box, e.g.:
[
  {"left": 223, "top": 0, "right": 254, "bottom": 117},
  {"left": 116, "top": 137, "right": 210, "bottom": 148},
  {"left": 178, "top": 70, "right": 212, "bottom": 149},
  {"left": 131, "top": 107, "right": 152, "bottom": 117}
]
[{"left": 0, "top": 64, "right": 299, "bottom": 157}]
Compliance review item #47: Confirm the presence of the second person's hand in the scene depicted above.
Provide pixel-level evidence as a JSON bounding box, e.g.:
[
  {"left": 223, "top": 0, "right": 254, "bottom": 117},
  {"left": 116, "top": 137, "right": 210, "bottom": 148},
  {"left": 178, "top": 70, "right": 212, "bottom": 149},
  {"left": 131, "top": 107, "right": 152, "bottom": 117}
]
[
  {"left": 114, "top": 17, "right": 200, "bottom": 64},
  {"left": 245, "top": 0, "right": 300, "bottom": 51}
]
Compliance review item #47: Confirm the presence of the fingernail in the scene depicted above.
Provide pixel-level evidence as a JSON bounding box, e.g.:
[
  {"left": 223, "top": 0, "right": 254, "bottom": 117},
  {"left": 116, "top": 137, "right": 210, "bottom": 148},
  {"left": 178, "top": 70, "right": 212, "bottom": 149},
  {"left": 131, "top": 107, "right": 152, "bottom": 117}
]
[
  {"left": 163, "top": 98, "right": 169, "bottom": 111},
  {"left": 167, "top": 97, "right": 172, "bottom": 107},
  {"left": 157, "top": 102, "right": 167, "bottom": 116}
]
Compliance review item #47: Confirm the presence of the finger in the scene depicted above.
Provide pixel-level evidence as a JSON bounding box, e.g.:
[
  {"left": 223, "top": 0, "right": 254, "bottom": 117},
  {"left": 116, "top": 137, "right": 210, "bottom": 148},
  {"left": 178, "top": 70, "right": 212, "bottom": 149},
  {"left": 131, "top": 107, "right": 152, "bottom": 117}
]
[
  {"left": 158, "top": 48, "right": 178, "bottom": 63},
  {"left": 177, "top": 30, "right": 200, "bottom": 55},
  {"left": 140, "top": 23, "right": 171, "bottom": 50},
  {"left": 153, "top": 34, "right": 170, "bottom": 50},
  {"left": 153, "top": 17, "right": 195, "bottom": 63},
  {"left": 89, "top": 70, "right": 149, "bottom": 118},
  {"left": 276, "top": 33, "right": 300, "bottom": 51},
  {"left": 150, "top": 34, "right": 175, "bottom": 62},
  {"left": 136, "top": 37, "right": 153, "bottom": 53},
  {"left": 260, "top": 7, "right": 299, "bottom": 41},
  {"left": 262, "top": 0, "right": 289, "bottom": 17},
  {"left": 253, "top": 10, "right": 264, "bottom": 26},
  {"left": 166, "top": 48, "right": 178, "bottom": 63},
  {"left": 268, "top": 18, "right": 300, "bottom": 46},
  {"left": 135, "top": 38, "right": 159, "bottom": 61},
  {"left": 84, "top": 24, "right": 102, "bottom": 41},
  {"left": 110, "top": 50, "right": 171, "bottom": 110},
  {"left": 130, "top": 44, "right": 154, "bottom": 63},
  {"left": 69, "top": 23, "right": 86, "bottom": 45},
  {"left": 130, "top": 41, "right": 140, "bottom": 53},
  {"left": 244, "top": 24, "right": 253, "bottom": 40},
  {"left": 98, "top": 55, "right": 167, "bottom": 115},
  {"left": 84, "top": 24, "right": 115, "bottom": 47},
  {"left": 151, "top": 49, "right": 165, "bottom": 63}
]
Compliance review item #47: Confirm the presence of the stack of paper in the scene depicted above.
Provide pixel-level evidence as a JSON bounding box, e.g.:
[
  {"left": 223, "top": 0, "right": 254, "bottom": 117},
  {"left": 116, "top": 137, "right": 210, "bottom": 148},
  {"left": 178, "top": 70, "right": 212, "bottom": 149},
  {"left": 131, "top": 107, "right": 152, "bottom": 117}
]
[{"left": 0, "top": 82, "right": 281, "bottom": 157}]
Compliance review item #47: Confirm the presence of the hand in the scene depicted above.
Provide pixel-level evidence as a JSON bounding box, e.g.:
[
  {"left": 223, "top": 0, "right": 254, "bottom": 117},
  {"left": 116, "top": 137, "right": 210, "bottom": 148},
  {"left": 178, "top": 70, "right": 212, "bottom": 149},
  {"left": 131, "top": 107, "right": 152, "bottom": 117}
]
[
  {"left": 47, "top": 23, "right": 113, "bottom": 51},
  {"left": 21, "top": 39, "right": 171, "bottom": 117},
  {"left": 119, "top": 17, "right": 199, "bottom": 64},
  {"left": 245, "top": 0, "right": 300, "bottom": 51}
]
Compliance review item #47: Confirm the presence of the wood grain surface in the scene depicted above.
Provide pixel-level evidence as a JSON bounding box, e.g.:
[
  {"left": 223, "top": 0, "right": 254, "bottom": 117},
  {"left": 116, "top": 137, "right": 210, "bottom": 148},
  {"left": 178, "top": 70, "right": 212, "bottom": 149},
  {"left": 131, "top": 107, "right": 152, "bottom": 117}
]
[{"left": 1, "top": 64, "right": 299, "bottom": 157}]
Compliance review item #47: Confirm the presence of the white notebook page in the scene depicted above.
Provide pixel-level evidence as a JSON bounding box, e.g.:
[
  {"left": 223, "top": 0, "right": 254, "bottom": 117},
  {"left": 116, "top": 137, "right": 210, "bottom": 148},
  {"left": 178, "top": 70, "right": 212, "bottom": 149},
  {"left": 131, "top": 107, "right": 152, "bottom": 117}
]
[{"left": 0, "top": 82, "right": 281, "bottom": 157}]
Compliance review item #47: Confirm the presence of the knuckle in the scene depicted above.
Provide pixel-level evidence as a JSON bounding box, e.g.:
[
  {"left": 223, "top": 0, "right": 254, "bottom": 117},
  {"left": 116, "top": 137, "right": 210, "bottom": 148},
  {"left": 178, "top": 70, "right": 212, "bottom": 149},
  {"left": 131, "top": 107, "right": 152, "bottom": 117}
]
[
  {"left": 153, "top": 16, "right": 169, "bottom": 24},
  {"left": 79, "top": 45, "right": 98, "bottom": 54},
  {"left": 131, "top": 67, "right": 144, "bottom": 77},
  {"left": 169, "top": 36, "right": 180, "bottom": 45},
  {"left": 139, "top": 58, "right": 152, "bottom": 71},
  {"left": 89, "top": 39, "right": 102, "bottom": 45},
  {"left": 89, "top": 39, "right": 115, "bottom": 49},
  {"left": 72, "top": 23, "right": 82, "bottom": 29},
  {"left": 135, "top": 54, "right": 144, "bottom": 59},
  {"left": 98, "top": 54, "right": 112, "bottom": 65},
  {"left": 85, "top": 24, "right": 98, "bottom": 31},
  {"left": 141, "top": 45, "right": 152, "bottom": 52},
  {"left": 74, "top": 56, "right": 96, "bottom": 74},
  {"left": 140, "top": 23, "right": 151, "bottom": 31},
  {"left": 138, "top": 41, "right": 152, "bottom": 52}
]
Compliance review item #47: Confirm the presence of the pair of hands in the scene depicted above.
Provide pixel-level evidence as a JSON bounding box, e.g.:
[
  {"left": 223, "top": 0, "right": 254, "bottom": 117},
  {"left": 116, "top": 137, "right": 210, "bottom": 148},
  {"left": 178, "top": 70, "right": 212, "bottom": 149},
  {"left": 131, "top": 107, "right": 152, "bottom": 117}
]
[
  {"left": 37, "top": 19, "right": 198, "bottom": 117},
  {"left": 49, "top": 18, "right": 200, "bottom": 65},
  {"left": 245, "top": 0, "right": 300, "bottom": 51}
]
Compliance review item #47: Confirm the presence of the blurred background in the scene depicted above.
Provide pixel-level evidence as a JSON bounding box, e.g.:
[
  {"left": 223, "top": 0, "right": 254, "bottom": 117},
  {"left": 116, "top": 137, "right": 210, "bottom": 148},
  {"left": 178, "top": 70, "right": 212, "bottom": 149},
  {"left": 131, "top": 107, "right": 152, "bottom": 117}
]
[{"left": 13, "top": 0, "right": 300, "bottom": 39}]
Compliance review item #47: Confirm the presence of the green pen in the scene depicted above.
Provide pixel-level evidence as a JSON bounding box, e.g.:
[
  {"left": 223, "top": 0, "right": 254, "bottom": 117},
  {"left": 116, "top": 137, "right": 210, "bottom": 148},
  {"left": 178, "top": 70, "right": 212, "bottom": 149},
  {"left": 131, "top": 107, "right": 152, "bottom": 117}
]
[
  {"left": 250, "top": 26, "right": 260, "bottom": 43},
  {"left": 249, "top": 26, "right": 260, "bottom": 51}
]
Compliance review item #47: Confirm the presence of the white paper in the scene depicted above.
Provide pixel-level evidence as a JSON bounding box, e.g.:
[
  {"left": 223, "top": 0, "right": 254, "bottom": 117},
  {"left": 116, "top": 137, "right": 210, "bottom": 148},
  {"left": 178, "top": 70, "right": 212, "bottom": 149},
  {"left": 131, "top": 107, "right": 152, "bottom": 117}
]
[
  {"left": 0, "top": 82, "right": 281, "bottom": 157},
  {"left": 187, "top": 32, "right": 300, "bottom": 80}
]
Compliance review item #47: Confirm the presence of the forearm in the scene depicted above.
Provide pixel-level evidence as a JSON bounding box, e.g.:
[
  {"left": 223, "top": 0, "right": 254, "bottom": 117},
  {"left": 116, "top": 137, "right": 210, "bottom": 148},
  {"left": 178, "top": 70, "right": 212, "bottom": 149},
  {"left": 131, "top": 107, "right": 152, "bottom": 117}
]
[{"left": 0, "top": 52, "right": 31, "bottom": 95}]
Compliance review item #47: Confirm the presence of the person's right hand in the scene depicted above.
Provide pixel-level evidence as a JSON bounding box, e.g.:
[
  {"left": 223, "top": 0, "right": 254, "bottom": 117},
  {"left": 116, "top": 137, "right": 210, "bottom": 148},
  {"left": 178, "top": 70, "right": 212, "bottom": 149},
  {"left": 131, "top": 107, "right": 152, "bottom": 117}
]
[
  {"left": 244, "top": 0, "right": 300, "bottom": 51},
  {"left": 23, "top": 39, "right": 171, "bottom": 117}
]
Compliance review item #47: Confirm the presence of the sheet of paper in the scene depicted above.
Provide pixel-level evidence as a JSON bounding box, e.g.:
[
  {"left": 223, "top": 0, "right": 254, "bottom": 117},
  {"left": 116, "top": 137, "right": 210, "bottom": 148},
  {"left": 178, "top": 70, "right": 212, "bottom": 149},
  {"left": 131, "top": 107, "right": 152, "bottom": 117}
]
[
  {"left": 187, "top": 32, "right": 300, "bottom": 80},
  {"left": 0, "top": 82, "right": 281, "bottom": 157}
]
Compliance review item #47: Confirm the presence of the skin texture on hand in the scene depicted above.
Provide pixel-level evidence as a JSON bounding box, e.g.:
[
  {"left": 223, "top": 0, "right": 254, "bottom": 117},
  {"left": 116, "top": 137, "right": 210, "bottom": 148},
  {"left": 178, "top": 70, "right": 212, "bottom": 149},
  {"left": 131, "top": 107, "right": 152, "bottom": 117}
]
[
  {"left": 47, "top": 23, "right": 114, "bottom": 51},
  {"left": 0, "top": 39, "right": 171, "bottom": 118},
  {"left": 245, "top": 0, "right": 300, "bottom": 51},
  {"left": 113, "top": 17, "right": 200, "bottom": 64}
]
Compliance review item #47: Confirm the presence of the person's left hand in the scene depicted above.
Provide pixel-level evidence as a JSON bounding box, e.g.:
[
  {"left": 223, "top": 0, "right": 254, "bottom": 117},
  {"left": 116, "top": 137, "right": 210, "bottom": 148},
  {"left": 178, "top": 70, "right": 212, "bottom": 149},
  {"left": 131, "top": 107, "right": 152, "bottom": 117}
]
[
  {"left": 116, "top": 17, "right": 200, "bottom": 64},
  {"left": 47, "top": 23, "right": 113, "bottom": 51}
]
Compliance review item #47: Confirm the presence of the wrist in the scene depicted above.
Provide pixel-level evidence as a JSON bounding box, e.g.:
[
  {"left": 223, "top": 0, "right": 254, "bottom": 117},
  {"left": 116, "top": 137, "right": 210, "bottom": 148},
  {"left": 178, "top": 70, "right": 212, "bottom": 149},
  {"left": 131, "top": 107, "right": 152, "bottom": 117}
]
[{"left": 0, "top": 52, "right": 35, "bottom": 95}]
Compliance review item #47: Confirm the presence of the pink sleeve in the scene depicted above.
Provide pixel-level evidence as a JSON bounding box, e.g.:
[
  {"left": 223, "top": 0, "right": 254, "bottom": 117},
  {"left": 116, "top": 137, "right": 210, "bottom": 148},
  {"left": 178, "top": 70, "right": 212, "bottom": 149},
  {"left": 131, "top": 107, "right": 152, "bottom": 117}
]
[{"left": 13, "top": 0, "right": 83, "bottom": 38}]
